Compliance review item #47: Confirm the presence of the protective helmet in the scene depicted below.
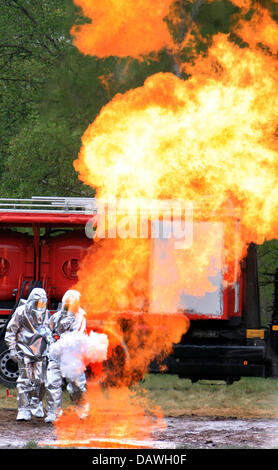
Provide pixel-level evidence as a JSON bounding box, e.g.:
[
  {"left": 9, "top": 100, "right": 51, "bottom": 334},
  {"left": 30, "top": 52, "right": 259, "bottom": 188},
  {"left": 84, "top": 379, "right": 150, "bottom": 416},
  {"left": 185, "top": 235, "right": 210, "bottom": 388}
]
[
  {"left": 26, "top": 287, "right": 48, "bottom": 323},
  {"left": 61, "top": 289, "right": 80, "bottom": 316}
]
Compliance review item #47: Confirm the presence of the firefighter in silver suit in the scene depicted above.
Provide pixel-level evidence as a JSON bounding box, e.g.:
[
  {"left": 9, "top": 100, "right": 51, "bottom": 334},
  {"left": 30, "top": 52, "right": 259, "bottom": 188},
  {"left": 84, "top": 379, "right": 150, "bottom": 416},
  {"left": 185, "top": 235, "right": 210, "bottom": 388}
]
[
  {"left": 5, "top": 287, "right": 53, "bottom": 421},
  {"left": 44, "top": 289, "right": 88, "bottom": 423}
]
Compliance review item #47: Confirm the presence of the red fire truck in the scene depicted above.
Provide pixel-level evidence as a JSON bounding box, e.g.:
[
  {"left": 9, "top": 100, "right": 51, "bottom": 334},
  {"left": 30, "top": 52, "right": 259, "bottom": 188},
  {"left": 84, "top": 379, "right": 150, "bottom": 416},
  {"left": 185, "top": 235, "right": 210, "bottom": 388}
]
[{"left": 0, "top": 196, "right": 277, "bottom": 387}]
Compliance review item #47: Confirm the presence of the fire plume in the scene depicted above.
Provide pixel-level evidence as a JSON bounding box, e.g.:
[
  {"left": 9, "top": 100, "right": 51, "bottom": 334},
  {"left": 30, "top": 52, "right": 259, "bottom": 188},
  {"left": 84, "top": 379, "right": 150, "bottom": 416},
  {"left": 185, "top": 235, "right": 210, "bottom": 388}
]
[
  {"left": 71, "top": 0, "right": 174, "bottom": 58},
  {"left": 57, "top": 0, "right": 278, "bottom": 447},
  {"left": 74, "top": 49, "right": 278, "bottom": 248},
  {"left": 233, "top": 2, "right": 278, "bottom": 54},
  {"left": 54, "top": 382, "right": 166, "bottom": 448}
]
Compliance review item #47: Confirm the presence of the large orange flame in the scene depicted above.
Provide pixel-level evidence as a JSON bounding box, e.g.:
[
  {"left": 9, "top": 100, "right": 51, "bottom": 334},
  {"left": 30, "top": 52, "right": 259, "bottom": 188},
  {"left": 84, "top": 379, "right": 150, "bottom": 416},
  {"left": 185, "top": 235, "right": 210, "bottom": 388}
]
[
  {"left": 74, "top": 53, "right": 278, "bottom": 247},
  {"left": 54, "top": 382, "right": 166, "bottom": 448},
  {"left": 71, "top": 0, "right": 174, "bottom": 58},
  {"left": 55, "top": 0, "right": 278, "bottom": 447}
]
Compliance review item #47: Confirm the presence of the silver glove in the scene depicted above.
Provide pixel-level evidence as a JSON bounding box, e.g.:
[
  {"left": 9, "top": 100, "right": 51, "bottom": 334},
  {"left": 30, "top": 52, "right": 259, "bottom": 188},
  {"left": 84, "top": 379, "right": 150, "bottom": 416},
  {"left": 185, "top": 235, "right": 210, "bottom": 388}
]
[{"left": 9, "top": 349, "right": 18, "bottom": 363}]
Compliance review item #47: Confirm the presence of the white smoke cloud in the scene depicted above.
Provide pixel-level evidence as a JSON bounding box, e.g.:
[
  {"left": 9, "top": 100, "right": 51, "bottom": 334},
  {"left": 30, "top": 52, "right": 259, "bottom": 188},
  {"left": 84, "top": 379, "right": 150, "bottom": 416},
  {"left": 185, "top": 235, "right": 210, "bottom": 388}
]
[{"left": 49, "top": 330, "right": 109, "bottom": 381}]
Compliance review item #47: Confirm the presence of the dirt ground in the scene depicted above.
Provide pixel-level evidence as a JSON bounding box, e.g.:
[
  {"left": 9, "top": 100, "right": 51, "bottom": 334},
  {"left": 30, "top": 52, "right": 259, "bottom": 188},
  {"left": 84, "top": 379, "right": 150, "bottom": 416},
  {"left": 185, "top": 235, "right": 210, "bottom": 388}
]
[{"left": 1, "top": 408, "right": 278, "bottom": 449}]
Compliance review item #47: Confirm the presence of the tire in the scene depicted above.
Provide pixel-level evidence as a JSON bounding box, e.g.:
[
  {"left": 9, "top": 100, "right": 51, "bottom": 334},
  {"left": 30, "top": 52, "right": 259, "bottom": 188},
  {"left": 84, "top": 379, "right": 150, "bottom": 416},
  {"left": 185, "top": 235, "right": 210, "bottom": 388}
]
[{"left": 0, "top": 340, "right": 18, "bottom": 388}]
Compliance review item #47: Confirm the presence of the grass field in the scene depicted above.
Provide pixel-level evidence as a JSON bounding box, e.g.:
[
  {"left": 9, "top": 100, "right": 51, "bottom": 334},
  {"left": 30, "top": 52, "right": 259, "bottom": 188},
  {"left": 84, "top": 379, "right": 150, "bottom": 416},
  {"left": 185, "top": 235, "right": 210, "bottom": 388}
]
[
  {"left": 2, "top": 374, "right": 278, "bottom": 419},
  {"left": 141, "top": 374, "right": 278, "bottom": 419}
]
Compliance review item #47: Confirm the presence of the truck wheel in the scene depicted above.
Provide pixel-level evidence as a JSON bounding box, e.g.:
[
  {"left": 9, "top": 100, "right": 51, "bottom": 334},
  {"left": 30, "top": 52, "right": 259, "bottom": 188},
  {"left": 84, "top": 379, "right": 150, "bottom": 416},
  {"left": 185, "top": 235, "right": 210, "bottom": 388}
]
[{"left": 0, "top": 341, "right": 18, "bottom": 388}]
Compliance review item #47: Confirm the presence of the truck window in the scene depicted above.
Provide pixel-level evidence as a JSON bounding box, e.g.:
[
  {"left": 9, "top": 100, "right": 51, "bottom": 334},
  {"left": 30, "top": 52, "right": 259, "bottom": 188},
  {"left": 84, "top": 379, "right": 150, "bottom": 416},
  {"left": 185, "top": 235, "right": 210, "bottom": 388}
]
[{"left": 149, "top": 220, "right": 224, "bottom": 316}]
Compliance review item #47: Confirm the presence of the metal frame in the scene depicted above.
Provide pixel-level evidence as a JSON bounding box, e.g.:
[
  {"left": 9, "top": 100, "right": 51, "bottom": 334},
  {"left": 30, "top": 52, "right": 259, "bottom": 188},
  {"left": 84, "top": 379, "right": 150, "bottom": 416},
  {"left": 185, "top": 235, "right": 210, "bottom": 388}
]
[{"left": 0, "top": 196, "right": 97, "bottom": 214}]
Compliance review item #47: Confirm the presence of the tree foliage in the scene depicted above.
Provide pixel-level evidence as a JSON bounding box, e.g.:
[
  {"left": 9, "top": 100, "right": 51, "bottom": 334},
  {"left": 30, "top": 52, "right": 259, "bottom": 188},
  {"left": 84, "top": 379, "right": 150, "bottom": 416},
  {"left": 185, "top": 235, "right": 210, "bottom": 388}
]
[{"left": 0, "top": 0, "right": 85, "bottom": 195}]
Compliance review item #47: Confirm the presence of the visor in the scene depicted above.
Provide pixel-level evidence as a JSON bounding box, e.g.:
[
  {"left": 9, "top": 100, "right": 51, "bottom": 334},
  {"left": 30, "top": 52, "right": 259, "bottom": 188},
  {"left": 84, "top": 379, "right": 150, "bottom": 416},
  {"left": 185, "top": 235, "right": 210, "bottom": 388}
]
[
  {"left": 63, "top": 296, "right": 79, "bottom": 314},
  {"left": 35, "top": 299, "right": 47, "bottom": 310}
]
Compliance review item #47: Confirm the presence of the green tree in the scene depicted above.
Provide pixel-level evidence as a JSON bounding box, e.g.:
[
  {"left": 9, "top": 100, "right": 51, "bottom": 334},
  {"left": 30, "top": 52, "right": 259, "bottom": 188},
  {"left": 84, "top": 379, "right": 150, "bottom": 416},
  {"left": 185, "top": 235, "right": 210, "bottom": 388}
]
[{"left": 0, "top": 0, "right": 114, "bottom": 197}]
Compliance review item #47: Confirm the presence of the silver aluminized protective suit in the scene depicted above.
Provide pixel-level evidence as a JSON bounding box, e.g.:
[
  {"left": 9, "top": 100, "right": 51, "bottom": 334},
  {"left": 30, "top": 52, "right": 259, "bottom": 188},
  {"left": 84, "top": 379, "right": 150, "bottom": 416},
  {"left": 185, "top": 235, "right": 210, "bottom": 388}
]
[
  {"left": 5, "top": 287, "right": 53, "bottom": 421},
  {"left": 45, "top": 289, "right": 87, "bottom": 422}
]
